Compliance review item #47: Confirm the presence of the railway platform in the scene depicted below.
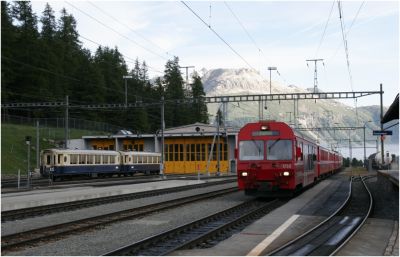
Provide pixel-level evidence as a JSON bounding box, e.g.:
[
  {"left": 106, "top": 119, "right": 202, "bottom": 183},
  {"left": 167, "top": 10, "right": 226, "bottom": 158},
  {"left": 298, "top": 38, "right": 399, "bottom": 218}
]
[
  {"left": 173, "top": 172, "right": 399, "bottom": 256},
  {"left": 1, "top": 179, "right": 205, "bottom": 212}
]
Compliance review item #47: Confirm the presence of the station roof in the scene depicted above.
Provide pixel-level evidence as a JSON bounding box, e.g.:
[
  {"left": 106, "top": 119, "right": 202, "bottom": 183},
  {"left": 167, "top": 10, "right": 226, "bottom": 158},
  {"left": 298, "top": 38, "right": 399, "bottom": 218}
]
[
  {"left": 382, "top": 94, "right": 399, "bottom": 124},
  {"left": 82, "top": 122, "right": 239, "bottom": 140}
]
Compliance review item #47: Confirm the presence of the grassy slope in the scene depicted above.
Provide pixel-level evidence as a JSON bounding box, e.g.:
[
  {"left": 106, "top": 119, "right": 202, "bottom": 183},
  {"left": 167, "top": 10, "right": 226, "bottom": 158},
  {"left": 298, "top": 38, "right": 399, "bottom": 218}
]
[{"left": 1, "top": 123, "right": 106, "bottom": 176}]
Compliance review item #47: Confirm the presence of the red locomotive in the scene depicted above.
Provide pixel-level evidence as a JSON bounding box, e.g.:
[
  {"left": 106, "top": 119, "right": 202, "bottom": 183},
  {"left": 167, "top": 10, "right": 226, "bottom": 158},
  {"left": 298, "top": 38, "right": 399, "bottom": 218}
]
[{"left": 236, "top": 121, "right": 342, "bottom": 197}]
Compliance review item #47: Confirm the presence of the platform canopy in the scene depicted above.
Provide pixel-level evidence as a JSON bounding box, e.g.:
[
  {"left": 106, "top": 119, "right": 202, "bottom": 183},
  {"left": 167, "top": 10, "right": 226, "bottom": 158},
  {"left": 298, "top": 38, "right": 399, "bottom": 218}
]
[{"left": 382, "top": 94, "right": 399, "bottom": 124}]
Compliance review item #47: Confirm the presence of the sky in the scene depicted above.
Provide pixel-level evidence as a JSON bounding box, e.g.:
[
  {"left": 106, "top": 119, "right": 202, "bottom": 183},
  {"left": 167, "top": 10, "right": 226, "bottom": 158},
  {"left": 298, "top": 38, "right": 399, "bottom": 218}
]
[{"left": 30, "top": 1, "right": 399, "bottom": 107}]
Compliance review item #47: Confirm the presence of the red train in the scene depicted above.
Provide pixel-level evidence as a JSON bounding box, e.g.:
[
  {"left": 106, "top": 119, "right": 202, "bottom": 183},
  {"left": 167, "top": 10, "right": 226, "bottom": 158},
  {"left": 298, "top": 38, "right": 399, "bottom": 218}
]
[{"left": 236, "top": 121, "right": 342, "bottom": 197}]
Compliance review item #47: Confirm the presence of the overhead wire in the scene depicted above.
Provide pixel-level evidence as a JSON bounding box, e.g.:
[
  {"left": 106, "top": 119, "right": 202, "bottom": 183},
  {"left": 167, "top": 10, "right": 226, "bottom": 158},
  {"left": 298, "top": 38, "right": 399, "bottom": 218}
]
[
  {"left": 181, "top": 1, "right": 256, "bottom": 71},
  {"left": 87, "top": 2, "right": 172, "bottom": 59},
  {"left": 223, "top": 1, "right": 268, "bottom": 63},
  {"left": 65, "top": 1, "right": 170, "bottom": 62},
  {"left": 315, "top": 0, "right": 336, "bottom": 58},
  {"left": 79, "top": 34, "right": 163, "bottom": 74}
]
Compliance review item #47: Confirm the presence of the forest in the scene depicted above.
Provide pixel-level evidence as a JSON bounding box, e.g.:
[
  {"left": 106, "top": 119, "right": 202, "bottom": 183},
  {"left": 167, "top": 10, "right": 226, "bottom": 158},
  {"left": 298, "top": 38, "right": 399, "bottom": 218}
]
[{"left": 1, "top": 1, "right": 209, "bottom": 133}]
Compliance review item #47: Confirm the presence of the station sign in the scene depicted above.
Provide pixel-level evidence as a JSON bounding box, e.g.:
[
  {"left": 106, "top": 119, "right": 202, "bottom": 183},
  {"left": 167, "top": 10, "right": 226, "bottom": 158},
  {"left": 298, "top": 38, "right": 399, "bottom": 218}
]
[{"left": 372, "top": 130, "right": 392, "bottom": 136}]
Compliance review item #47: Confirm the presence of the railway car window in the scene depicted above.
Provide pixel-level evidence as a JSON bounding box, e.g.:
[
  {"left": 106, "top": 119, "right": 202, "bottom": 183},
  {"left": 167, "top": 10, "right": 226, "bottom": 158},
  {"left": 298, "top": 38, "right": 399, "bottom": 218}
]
[
  {"left": 79, "top": 154, "right": 86, "bottom": 164},
  {"left": 95, "top": 155, "right": 101, "bottom": 164},
  {"left": 139, "top": 144, "right": 144, "bottom": 151},
  {"left": 64, "top": 156, "right": 67, "bottom": 163},
  {"left": 87, "top": 155, "right": 94, "bottom": 164},
  {"left": 46, "top": 155, "right": 51, "bottom": 165},
  {"left": 239, "top": 140, "right": 264, "bottom": 160},
  {"left": 103, "top": 155, "right": 109, "bottom": 164},
  {"left": 70, "top": 154, "right": 78, "bottom": 164},
  {"left": 266, "top": 140, "right": 292, "bottom": 160},
  {"left": 58, "top": 155, "right": 62, "bottom": 164}
]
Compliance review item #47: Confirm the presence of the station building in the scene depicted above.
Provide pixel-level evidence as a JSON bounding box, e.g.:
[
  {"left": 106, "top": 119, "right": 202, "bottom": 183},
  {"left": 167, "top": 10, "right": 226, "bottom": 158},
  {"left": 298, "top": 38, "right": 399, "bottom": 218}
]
[{"left": 72, "top": 123, "right": 238, "bottom": 175}]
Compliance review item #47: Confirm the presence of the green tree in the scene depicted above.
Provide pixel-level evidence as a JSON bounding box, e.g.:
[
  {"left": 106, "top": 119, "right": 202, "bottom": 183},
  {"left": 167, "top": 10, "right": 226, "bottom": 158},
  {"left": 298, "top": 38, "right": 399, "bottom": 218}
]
[
  {"left": 1, "top": 1, "right": 17, "bottom": 103},
  {"left": 9, "top": 1, "right": 41, "bottom": 103},
  {"left": 163, "top": 56, "right": 186, "bottom": 127},
  {"left": 190, "top": 72, "right": 209, "bottom": 124}
]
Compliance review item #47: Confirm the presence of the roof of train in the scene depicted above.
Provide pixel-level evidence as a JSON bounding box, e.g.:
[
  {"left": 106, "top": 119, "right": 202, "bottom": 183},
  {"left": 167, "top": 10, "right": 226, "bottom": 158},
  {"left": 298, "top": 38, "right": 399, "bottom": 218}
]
[{"left": 41, "top": 149, "right": 160, "bottom": 155}]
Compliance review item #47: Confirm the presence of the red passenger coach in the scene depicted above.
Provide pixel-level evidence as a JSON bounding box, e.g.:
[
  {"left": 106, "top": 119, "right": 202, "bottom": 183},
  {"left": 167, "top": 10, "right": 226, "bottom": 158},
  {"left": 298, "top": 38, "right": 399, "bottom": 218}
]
[{"left": 236, "top": 121, "right": 342, "bottom": 197}]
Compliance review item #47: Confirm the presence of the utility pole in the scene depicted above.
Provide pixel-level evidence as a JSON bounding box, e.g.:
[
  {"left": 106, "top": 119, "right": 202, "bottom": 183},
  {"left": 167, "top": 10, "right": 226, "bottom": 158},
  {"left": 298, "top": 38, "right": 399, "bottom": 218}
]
[
  {"left": 268, "top": 67, "right": 277, "bottom": 94},
  {"left": 123, "top": 75, "right": 133, "bottom": 107},
  {"left": 25, "top": 136, "right": 31, "bottom": 188},
  {"left": 65, "top": 95, "right": 69, "bottom": 149},
  {"left": 160, "top": 96, "right": 165, "bottom": 178},
  {"left": 179, "top": 66, "right": 195, "bottom": 91},
  {"left": 216, "top": 110, "right": 220, "bottom": 176},
  {"left": 306, "top": 59, "right": 324, "bottom": 93},
  {"left": 380, "top": 83, "right": 385, "bottom": 165},
  {"left": 36, "top": 120, "right": 40, "bottom": 170}
]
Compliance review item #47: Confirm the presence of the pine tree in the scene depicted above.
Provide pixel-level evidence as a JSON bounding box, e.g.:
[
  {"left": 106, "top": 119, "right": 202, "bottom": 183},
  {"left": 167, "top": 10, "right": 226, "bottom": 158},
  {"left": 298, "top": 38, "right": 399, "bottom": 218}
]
[
  {"left": 10, "top": 1, "right": 41, "bottom": 103},
  {"left": 190, "top": 72, "right": 209, "bottom": 124},
  {"left": 1, "top": 1, "right": 17, "bottom": 103},
  {"left": 163, "top": 56, "right": 186, "bottom": 127}
]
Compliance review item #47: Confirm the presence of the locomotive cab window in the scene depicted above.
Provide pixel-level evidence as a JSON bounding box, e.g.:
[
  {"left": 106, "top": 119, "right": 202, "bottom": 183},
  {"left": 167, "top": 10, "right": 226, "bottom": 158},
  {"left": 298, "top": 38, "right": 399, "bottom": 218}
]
[
  {"left": 266, "top": 140, "right": 292, "bottom": 160},
  {"left": 239, "top": 140, "right": 264, "bottom": 160}
]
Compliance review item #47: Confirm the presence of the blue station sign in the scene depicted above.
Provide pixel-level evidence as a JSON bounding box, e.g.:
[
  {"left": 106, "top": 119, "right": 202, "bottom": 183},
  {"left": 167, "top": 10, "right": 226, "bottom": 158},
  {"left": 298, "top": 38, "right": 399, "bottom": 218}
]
[{"left": 372, "top": 130, "right": 393, "bottom": 136}]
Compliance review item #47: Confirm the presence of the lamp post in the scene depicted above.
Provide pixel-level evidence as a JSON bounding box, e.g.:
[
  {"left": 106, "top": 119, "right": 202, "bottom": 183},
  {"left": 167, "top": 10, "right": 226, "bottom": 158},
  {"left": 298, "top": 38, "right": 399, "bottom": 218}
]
[
  {"left": 25, "top": 136, "right": 31, "bottom": 188},
  {"left": 123, "top": 75, "right": 133, "bottom": 107},
  {"left": 363, "top": 120, "right": 372, "bottom": 167},
  {"left": 267, "top": 67, "right": 277, "bottom": 94}
]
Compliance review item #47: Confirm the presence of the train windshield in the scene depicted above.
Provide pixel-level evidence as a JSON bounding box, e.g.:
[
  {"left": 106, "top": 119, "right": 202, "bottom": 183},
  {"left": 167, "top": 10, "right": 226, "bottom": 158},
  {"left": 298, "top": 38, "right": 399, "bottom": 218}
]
[
  {"left": 239, "top": 140, "right": 264, "bottom": 160},
  {"left": 266, "top": 140, "right": 292, "bottom": 160}
]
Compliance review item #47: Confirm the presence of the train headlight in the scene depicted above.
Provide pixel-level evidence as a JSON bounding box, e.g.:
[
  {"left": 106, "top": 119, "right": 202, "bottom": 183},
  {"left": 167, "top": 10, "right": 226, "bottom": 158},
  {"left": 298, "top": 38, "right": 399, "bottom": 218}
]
[
  {"left": 283, "top": 171, "right": 290, "bottom": 176},
  {"left": 241, "top": 171, "right": 248, "bottom": 177},
  {"left": 261, "top": 125, "right": 268, "bottom": 131}
]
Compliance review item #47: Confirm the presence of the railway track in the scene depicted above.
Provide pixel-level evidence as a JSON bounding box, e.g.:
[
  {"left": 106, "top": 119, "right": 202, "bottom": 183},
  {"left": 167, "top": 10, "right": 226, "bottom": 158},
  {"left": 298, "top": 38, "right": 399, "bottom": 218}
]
[
  {"left": 267, "top": 175, "right": 373, "bottom": 256},
  {"left": 2, "top": 174, "right": 233, "bottom": 191},
  {"left": 103, "top": 199, "right": 285, "bottom": 256},
  {"left": 1, "top": 187, "right": 238, "bottom": 253},
  {"left": 1, "top": 179, "right": 237, "bottom": 222}
]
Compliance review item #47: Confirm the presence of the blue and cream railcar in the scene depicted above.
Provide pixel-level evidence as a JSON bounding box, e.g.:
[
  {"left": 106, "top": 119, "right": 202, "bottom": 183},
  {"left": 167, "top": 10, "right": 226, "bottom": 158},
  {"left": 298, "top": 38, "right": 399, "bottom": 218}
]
[
  {"left": 40, "top": 149, "right": 121, "bottom": 179},
  {"left": 120, "top": 151, "right": 161, "bottom": 175}
]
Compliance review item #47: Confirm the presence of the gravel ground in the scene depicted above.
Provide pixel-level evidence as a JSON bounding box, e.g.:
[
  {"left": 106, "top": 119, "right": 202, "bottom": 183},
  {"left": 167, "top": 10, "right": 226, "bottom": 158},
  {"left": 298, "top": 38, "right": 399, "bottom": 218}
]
[
  {"left": 5, "top": 190, "right": 253, "bottom": 256},
  {"left": 365, "top": 174, "right": 399, "bottom": 220},
  {"left": 2, "top": 182, "right": 238, "bottom": 235}
]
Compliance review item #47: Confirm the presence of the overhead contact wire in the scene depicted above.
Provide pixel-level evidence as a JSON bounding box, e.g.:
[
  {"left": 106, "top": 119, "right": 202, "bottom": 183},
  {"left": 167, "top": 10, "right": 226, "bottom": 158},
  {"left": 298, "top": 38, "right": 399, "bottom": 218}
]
[{"left": 181, "top": 1, "right": 256, "bottom": 71}]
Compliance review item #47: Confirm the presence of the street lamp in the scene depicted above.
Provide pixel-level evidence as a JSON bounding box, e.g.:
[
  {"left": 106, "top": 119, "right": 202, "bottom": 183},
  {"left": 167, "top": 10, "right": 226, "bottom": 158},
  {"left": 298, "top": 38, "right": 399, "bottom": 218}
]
[
  {"left": 267, "top": 67, "right": 277, "bottom": 94},
  {"left": 25, "top": 136, "right": 31, "bottom": 188},
  {"left": 123, "top": 75, "right": 133, "bottom": 107},
  {"left": 363, "top": 120, "right": 372, "bottom": 167}
]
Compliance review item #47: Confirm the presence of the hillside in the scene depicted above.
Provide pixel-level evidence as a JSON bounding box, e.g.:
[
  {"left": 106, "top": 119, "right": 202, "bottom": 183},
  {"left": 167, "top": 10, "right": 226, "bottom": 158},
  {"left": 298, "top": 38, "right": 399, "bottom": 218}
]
[
  {"left": 201, "top": 68, "right": 397, "bottom": 148},
  {"left": 1, "top": 123, "right": 109, "bottom": 176}
]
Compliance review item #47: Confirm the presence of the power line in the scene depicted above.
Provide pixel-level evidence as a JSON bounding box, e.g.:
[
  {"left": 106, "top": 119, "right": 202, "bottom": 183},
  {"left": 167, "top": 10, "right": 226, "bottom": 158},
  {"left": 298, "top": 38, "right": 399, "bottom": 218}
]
[
  {"left": 79, "top": 34, "right": 163, "bottom": 74},
  {"left": 223, "top": 1, "right": 268, "bottom": 63},
  {"left": 87, "top": 2, "right": 172, "bottom": 59},
  {"left": 2, "top": 56, "right": 81, "bottom": 82},
  {"left": 181, "top": 1, "right": 256, "bottom": 70},
  {"left": 65, "top": 1, "right": 169, "bottom": 62},
  {"left": 315, "top": 0, "right": 336, "bottom": 58},
  {"left": 337, "top": 0, "right": 354, "bottom": 92}
]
